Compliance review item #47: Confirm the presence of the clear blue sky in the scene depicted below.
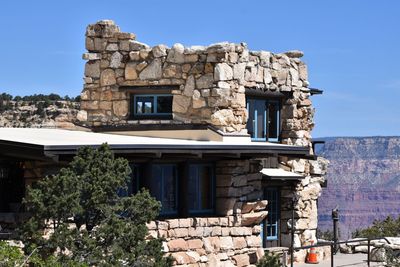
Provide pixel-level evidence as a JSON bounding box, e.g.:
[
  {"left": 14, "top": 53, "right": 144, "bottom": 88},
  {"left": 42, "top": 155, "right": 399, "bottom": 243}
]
[{"left": 1, "top": 0, "right": 399, "bottom": 137}]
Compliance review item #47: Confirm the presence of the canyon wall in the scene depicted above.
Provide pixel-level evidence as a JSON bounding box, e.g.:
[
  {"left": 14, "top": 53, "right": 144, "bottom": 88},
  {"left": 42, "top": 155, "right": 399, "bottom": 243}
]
[{"left": 317, "top": 137, "right": 400, "bottom": 239}]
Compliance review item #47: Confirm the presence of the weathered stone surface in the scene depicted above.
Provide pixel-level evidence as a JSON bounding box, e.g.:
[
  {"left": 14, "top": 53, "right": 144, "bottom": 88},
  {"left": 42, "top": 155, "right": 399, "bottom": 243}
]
[
  {"left": 172, "top": 95, "right": 191, "bottom": 113},
  {"left": 370, "top": 247, "right": 386, "bottom": 262},
  {"left": 284, "top": 50, "right": 304, "bottom": 58},
  {"left": 220, "top": 236, "right": 234, "bottom": 250},
  {"left": 167, "top": 43, "right": 185, "bottom": 63},
  {"left": 241, "top": 211, "right": 268, "bottom": 226},
  {"left": 125, "top": 62, "right": 138, "bottom": 80},
  {"left": 112, "top": 100, "right": 128, "bottom": 116},
  {"left": 241, "top": 200, "right": 268, "bottom": 213},
  {"left": 188, "top": 239, "right": 203, "bottom": 250},
  {"left": 215, "top": 63, "right": 233, "bottom": 81},
  {"left": 196, "top": 73, "right": 214, "bottom": 89},
  {"left": 168, "top": 238, "right": 188, "bottom": 252},
  {"left": 152, "top": 44, "right": 168, "bottom": 58},
  {"left": 129, "top": 40, "right": 150, "bottom": 51},
  {"left": 85, "top": 61, "right": 100, "bottom": 78},
  {"left": 110, "top": 52, "right": 123, "bottom": 68},
  {"left": 232, "top": 254, "right": 250, "bottom": 267},
  {"left": 139, "top": 59, "right": 162, "bottom": 80},
  {"left": 76, "top": 110, "right": 87, "bottom": 121},
  {"left": 183, "top": 75, "right": 195, "bottom": 96},
  {"left": 172, "top": 252, "right": 192, "bottom": 264},
  {"left": 82, "top": 52, "right": 101, "bottom": 60},
  {"left": 100, "top": 69, "right": 116, "bottom": 86},
  {"left": 106, "top": 43, "right": 118, "bottom": 51}
]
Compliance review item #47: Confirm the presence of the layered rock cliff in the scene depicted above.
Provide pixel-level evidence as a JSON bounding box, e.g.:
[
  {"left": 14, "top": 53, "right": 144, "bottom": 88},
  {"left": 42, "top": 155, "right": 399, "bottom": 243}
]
[
  {"left": 317, "top": 137, "right": 400, "bottom": 239},
  {"left": 0, "top": 100, "right": 81, "bottom": 128}
]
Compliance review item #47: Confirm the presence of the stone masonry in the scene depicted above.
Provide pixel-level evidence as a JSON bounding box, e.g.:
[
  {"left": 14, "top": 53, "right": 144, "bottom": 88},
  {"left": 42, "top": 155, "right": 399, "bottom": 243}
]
[
  {"left": 81, "top": 20, "right": 313, "bottom": 147},
  {"left": 79, "top": 20, "right": 328, "bottom": 265}
]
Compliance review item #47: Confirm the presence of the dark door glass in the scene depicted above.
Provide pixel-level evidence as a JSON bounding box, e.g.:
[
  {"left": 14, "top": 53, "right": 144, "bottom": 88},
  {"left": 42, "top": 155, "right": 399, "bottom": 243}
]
[{"left": 267, "top": 101, "right": 279, "bottom": 140}]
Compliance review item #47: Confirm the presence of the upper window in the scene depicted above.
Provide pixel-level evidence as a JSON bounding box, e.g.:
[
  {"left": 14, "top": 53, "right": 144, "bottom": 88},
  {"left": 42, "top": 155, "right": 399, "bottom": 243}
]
[
  {"left": 246, "top": 98, "right": 280, "bottom": 142},
  {"left": 130, "top": 94, "right": 173, "bottom": 119}
]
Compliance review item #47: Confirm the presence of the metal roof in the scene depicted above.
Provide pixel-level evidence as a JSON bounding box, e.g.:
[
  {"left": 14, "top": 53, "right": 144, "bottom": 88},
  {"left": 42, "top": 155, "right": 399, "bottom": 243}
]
[
  {"left": 260, "top": 168, "right": 304, "bottom": 180},
  {"left": 0, "top": 128, "right": 310, "bottom": 160}
]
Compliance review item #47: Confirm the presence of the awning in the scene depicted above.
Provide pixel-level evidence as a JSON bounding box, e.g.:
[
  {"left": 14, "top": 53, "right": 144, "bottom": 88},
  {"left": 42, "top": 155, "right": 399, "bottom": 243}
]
[{"left": 260, "top": 168, "right": 304, "bottom": 180}]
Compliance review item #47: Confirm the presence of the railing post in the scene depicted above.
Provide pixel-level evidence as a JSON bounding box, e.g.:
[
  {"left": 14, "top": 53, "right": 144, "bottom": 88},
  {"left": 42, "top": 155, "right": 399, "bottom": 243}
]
[
  {"left": 367, "top": 239, "right": 370, "bottom": 267},
  {"left": 332, "top": 206, "right": 339, "bottom": 254}
]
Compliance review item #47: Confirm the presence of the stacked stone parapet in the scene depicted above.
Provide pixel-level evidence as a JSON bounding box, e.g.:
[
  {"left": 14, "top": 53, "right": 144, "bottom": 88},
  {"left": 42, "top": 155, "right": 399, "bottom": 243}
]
[
  {"left": 148, "top": 217, "right": 264, "bottom": 266},
  {"left": 81, "top": 20, "right": 314, "bottom": 147}
]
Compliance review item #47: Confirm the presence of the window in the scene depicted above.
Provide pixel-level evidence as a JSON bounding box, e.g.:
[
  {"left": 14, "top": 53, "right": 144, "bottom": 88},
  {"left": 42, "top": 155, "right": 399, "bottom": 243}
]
[
  {"left": 130, "top": 94, "right": 172, "bottom": 119},
  {"left": 261, "top": 187, "right": 281, "bottom": 247},
  {"left": 246, "top": 98, "right": 280, "bottom": 142},
  {"left": 188, "top": 164, "right": 215, "bottom": 214},
  {"left": 124, "top": 162, "right": 215, "bottom": 218},
  {"left": 150, "top": 164, "right": 178, "bottom": 215}
]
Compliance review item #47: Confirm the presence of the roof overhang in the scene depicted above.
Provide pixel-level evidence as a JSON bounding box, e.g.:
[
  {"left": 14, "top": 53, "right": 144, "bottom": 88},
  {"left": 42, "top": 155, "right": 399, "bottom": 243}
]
[
  {"left": 0, "top": 128, "right": 310, "bottom": 161},
  {"left": 260, "top": 168, "right": 304, "bottom": 181},
  {"left": 309, "top": 88, "right": 324, "bottom": 95}
]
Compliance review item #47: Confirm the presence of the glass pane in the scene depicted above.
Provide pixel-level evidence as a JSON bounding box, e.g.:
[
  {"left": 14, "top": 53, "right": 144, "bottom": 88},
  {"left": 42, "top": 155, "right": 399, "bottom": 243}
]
[
  {"left": 255, "top": 100, "right": 266, "bottom": 140},
  {"left": 150, "top": 165, "right": 163, "bottom": 202},
  {"left": 144, "top": 102, "right": 153, "bottom": 113},
  {"left": 188, "top": 167, "right": 198, "bottom": 210},
  {"left": 246, "top": 99, "right": 255, "bottom": 138},
  {"left": 160, "top": 165, "right": 177, "bottom": 213},
  {"left": 136, "top": 102, "right": 143, "bottom": 114},
  {"left": 267, "top": 101, "right": 279, "bottom": 139},
  {"left": 199, "top": 165, "right": 212, "bottom": 210},
  {"left": 135, "top": 96, "right": 154, "bottom": 114},
  {"left": 265, "top": 187, "right": 280, "bottom": 239},
  {"left": 157, "top": 96, "right": 173, "bottom": 114},
  {"left": 188, "top": 165, "right": 213, "bottom": 212}
]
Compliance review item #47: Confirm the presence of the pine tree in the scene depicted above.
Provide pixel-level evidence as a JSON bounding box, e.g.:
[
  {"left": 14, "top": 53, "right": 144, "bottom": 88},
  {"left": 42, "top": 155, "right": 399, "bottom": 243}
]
[{"left": 21, "top": 144, "right": 172, "bottom": 266}]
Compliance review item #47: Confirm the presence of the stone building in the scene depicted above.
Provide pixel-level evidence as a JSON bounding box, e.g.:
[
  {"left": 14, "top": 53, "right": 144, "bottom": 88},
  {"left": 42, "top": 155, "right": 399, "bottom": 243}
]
[{"left": 0, "top": 20, "right": 328, "bottom": 266}]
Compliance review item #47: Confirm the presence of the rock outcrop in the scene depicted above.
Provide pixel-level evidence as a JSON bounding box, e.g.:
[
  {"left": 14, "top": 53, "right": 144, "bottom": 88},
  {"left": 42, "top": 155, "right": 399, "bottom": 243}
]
[{"left": 0, "top": 100, "right": 80, "bottom": 129}]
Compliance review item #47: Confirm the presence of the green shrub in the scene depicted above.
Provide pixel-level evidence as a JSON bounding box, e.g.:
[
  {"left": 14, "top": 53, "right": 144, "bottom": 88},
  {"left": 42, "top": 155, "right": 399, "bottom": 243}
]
[
  {"left": 0, "top": 241, "right": 24, "bottom": 267},
  {"left": 257, "top": 251, "right": 283, "bottom": 267},
  {"left": 352, "top": 216, "right": 400, "bottom": 239},
  {"left": 20, "top": 144, "right": 172, "bottom": 266}
]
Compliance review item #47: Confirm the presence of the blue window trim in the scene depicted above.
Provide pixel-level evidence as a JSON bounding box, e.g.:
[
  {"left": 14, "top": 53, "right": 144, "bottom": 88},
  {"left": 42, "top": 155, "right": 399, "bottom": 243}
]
[
  {"left": 246, "top": 98, "right": 281, "bottom": 142},
  {"left": 133, "top": 94, "right": 172, "bottom": 116},
  {"left": 265, "top": 187, "right": 280, "bottom": 241},
  {"left": 188, "top": 163, "right": 215, "bottom": 215}
]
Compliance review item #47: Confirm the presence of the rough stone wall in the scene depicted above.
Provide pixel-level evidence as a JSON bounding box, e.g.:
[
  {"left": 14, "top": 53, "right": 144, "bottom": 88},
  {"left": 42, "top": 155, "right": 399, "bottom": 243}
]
[
  {"left": 279, "top": 156, "right": 329, "bottom": 262},
  {"left": 81, "top": 20, "right": 313, "bottom": 147}
]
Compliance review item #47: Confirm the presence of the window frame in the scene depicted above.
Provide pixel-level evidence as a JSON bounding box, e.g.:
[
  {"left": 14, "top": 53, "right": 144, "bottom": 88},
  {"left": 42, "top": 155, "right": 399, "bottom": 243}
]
[
  {"left": 246, "top": 97, "right": 281, "bottom": 142},
  {"left": 264, "top": 187, "right": 280, "bottom": 241},
  {"left": 130, "top": 93, "right": 173, "bottom": 120},
  {"left": 127, "top": 161, "right": 216, "bottom": 219}
]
